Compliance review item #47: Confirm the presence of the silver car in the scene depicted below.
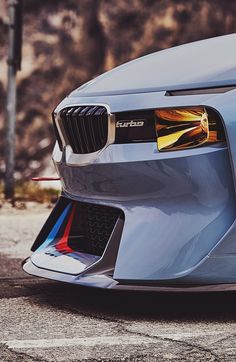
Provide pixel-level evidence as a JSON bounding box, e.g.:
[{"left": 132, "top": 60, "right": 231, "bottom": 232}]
[{"left": 23, "top": 34, "right": 236, "bottom": 291}]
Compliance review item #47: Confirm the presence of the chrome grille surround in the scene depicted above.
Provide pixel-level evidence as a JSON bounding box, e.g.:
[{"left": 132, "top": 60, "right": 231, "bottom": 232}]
[{"left": 54, "top": 103, "right": 115, "bottom": 159}]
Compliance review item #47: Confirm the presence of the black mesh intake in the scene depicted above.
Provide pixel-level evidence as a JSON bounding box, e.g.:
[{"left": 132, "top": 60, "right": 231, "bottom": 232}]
[
  {"left": 59, "top": 106, "right": 108, "bottom": 154},
  {"left": 31, "top": 197, "right": 122, "bottom": 256},
  {"left": 68, "top": 202, "right": 121, "bottom": 256}
]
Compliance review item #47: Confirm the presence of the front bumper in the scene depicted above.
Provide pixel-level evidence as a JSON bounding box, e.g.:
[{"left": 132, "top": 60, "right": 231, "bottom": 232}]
[{"left": 23, "top": 144, "right": 236, "bottom": 289}]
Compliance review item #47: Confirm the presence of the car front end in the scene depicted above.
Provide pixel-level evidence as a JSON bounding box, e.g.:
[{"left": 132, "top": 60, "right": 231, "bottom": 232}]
[{"left": 23, "top": 34, "right": 236, "bottom": 291}]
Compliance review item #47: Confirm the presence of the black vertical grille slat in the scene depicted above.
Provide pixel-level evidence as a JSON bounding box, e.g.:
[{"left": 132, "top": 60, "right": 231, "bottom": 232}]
[
  {"left": 100, "top": 109, "right": 107, "bottom": 143},
  {"left": 95, "top": 108, "right": 105, "bottom": 149},
  {"left": 91, "top": 106, "right": 100, "bottom": 150},
  {"left": 58, "top": 105, "right": 108, "bottom": 154},
  {"left": 99, "top": 111, "right": 105, "bottom": 143},
  {"left": 66, "top": 107, "right": 78, "bottom": 153},
  {"left": 60, "top": 109, "right": 71, "bottom": 145},
  {"left": 78, "top": 107, "right": 87, "bottom": 153},
  {"left": 87, "top": 106, "right": 97, "bottom": 153},
  {"left": 72, "top": 106, "right": 85, "bottom": 154},
  {"left": 84, "top": 107, "right": 96, "bottom": 153}
]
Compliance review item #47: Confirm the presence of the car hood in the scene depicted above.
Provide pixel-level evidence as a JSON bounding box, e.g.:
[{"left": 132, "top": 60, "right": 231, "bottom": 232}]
[{"left": 71, "top": 34, "right": 236, "bottom": 97}]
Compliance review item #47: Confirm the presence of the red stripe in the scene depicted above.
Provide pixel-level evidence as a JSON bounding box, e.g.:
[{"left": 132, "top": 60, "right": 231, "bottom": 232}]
[
  {"left": 55, "top": 204, "right": 76, "bottom": 253},
  {"left": 32, "top": 177, "right": 61, "bottom": 181}
]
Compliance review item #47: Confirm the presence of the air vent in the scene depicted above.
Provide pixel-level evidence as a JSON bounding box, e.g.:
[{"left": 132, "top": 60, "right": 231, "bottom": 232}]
[
  {"left": 165, "top": 86, "right": 236, "bottom": 96},
  {"left": 68, "top": 202, "right": 121, "bottom": 256},
  {"left": 31, "top": 197, "right": 122, "bottom": 257}
]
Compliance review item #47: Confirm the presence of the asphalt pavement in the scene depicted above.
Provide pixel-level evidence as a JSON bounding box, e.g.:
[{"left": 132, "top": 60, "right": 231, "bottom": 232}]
[{"left": 0, "top": 203, "right": 236, "bottom": 361}]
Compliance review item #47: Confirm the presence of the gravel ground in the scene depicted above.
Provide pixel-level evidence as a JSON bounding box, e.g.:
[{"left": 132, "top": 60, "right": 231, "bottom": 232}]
[{"left": 0, "top": 203, "right": 236, "bottom": 361}]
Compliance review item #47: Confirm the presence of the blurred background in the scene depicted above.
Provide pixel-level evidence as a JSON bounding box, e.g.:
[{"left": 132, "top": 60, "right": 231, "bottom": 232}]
[{"left": 0, "top": 0, "right": 236, "bottom": 201}]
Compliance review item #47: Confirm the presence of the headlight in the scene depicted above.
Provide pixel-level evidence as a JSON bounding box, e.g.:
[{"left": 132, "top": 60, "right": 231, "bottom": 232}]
[{"left": 155, "top": 106, "right": 225, "bottom": 151}]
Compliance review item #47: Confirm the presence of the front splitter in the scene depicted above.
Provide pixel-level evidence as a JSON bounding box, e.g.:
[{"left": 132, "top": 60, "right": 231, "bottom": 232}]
[{"left": 22, "top": 258, "right": 236, "bottom": 292}]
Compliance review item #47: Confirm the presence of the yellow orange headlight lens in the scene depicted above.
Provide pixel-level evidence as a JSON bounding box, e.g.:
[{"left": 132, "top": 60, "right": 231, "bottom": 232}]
[{"left": 155, "top": 106, "right": 225, "bottom": 151}]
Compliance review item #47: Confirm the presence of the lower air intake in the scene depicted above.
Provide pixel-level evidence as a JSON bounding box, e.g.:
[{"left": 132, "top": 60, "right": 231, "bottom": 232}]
[
  {"left": 32, "top": 197, "right": 122, "bottom": 257},
  {"left": 68, "top": 202, "right": 121, "bottom": 256}
]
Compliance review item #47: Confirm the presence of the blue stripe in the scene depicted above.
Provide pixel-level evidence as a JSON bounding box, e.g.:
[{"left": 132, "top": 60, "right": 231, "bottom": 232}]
[{"left": 36, "top": 203, "right": 72, "bottom": 252}]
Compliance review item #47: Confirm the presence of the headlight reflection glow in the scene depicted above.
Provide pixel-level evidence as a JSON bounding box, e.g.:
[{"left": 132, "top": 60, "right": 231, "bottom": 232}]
[{"left": 155, "top": 107, "right": 225, "bottom": 151}]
